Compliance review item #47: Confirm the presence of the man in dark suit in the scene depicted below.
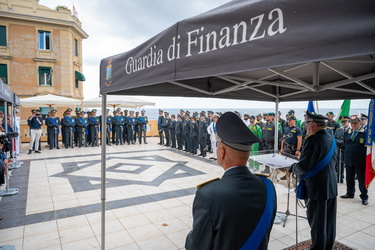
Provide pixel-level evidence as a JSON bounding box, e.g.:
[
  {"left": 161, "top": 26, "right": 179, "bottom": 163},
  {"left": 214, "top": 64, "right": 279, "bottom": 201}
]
[
  {"left": 291, "top": 111, "right": 338, "bottom": 250},
  {"left": 186, "top": 112, "right": 276, "bottom": 250}
]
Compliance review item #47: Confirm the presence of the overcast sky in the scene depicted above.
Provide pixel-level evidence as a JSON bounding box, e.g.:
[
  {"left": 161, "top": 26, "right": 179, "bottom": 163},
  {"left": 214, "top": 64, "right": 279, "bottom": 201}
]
[{"left": 38, "top": 0, "right": 370, "bottom": 111}]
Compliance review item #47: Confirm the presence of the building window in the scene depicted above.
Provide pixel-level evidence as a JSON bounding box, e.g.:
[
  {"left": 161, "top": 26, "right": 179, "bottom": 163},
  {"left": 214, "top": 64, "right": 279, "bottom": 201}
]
[
  {"left": 38, "top": 66, "right": 52, "bottom": 86},
  {"left": 75, "top": 79, "right": 79, "bottom": 88},
  {"left": 0, "top": 26, "right": 6, "bottom": 46},
  {"left": 38, "top": 30, "right": 51, "bottom": 50},
  {"left": 0, "top": 64, "right": 7, "bottom": 84},
  {"left": 74, "top": 39, "right": 78, "bottom": 56}
]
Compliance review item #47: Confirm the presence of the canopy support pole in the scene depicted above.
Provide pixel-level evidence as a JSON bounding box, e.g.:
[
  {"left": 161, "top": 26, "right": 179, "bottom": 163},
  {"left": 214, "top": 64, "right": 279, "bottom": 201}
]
[
  {"left": 274, "top": 87, "right": 280, "bottom": 156},
  {"left": 100, "top": 94, "right": 107, "bottom": 250},
  {"left": 313, "top": 62, "right": 320, "bottom": 113}
]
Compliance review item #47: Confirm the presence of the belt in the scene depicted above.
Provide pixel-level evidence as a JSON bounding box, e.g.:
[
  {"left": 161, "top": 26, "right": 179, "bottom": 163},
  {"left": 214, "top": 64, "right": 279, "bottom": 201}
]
[{"left": 31, "top": 128, "right": 41, "bottom": 130}]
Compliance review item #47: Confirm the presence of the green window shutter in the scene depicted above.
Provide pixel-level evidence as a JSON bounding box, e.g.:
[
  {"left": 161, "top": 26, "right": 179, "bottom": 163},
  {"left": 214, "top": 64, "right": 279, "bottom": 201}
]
[
  {"left": 75, "top": 71, "right": 86, "bottom": 81},
  {"left": 0, "top": 64, "right": 7, "bottom": 76},
  {"left": 38, "top": 66, "right": 51, "bottom": 74},
  {"left": 38, "top": 66, "right": 52, "bottom": 86},
  {"left": 0, "top": 26, "right": 6, "bottom": 46},
  {"left": 0, "top": 64, "right": 7, "bottom": 84}
]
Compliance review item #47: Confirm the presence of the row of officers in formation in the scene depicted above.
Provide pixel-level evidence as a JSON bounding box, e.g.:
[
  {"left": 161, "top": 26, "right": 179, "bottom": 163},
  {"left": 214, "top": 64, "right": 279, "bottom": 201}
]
[
  {"left": 28, "top": 107, "right": 369, "bottom": 203},
  {"left": 157, "top": 109, "right": 369, "bottom": 205},
  {"left": 27, "top": 108, "right": 149, "bottom": 152}
]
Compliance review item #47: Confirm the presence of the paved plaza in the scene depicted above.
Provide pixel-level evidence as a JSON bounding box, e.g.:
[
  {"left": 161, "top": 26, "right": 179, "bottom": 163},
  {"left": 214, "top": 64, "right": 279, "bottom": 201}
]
[{"left": 0, "top": 137, "right": 374, "bottom": 249}]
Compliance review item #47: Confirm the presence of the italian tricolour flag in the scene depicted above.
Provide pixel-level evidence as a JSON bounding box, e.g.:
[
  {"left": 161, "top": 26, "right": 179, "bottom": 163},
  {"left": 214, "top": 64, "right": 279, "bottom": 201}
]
[{"left": 365, "top": 99, "right": 375, "bottom": 189}]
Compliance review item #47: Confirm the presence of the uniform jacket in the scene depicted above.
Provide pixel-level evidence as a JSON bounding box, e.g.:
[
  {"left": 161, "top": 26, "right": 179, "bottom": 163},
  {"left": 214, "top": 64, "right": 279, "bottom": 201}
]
[
  {"left": 186, "top": 166, "right": 276, "bottom": 250},
  {"left": 292, "top": 129, "right": 338, "bottom": 200},
  {"left": 158, "top": 115, "right": 164, "bottom": 130},
  {"left": 344, "top": 127, "right": 366, "bottom": 166},
  {"left": 207, "top": 122, "right": 217, "bottom": 141},
  {"left": 199, "top": 120, "right": 208, "bottom": 138},
  {"left": 190, "top": 121, "right": 199, "bottom": 137},
  {"left": 46, "top": 117, "right": 60, "bottom": 130}
]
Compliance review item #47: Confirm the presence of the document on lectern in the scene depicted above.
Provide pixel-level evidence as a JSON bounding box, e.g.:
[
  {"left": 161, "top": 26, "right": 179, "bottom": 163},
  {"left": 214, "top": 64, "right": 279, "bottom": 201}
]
[{"left": 249, "top": 151, "right": 298, "bottom": 169}]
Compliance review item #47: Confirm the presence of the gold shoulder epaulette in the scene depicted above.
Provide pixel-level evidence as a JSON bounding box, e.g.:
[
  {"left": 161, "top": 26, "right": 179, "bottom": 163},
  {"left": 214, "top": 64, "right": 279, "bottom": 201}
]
[
  {"left": 255, "top": 173, "right": 270, "bottom": 178},
  {"left": 197, "top": 178, "right": 220, "bottom": 189}
]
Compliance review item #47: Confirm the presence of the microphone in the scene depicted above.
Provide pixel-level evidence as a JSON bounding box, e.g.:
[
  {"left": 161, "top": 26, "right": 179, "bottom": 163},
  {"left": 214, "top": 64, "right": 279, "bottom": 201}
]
[{"left": 279, "top": 133, "right": 292, "bottom": 141}]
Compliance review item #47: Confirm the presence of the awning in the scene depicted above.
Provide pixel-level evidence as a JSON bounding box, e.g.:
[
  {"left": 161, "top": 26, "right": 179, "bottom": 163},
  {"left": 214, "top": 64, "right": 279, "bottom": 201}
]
[{"left": 75, "top": 71, "right": 86, "bottom": 81}]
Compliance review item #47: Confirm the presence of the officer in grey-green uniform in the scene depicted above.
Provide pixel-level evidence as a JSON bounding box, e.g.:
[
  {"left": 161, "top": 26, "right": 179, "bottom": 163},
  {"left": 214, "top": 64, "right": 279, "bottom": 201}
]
[
  {"left": 186, "top": 112, "right": 276, "bottom": 250},
  {"left": 341, "top": 115, "right": 368, "bottom": 205},
  {"left": 334, "top": 115, "right": 350, "bottom": 183},
  {"left": 176, "top": 114, "right": 183, "bottom": 150}
]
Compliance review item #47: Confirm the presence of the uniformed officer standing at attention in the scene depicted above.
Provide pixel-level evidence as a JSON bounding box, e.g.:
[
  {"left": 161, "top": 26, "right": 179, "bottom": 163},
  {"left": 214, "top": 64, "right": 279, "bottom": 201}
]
[
  {"left": 198, "top": 113, "right": 208, "bottom": 157},
  {"left": 334, "top": 115, "right": 350, "bottom": 183},
  {"left": 88, "top": 109, "right": 99, "bottom": 147},
  {"left": 326, "top": 111, "right": 340, "bottom": 136},
  {"left": 186, "top": 111, "right": 276, "bottom": 250},
  {"left": 75, "top": 111, "right": 88, "bottom": 148},
  {"left": 183, "top": 112, "right": 191, "bottom": 152},
  {"left": 207, "top": 113, "right": 219, "bottom": 160},
  {"left": 256, "top": 113, "right": 264, "bottom": 128},
  {"left": 86, "top": 111, "right": 92, "bottom": 145},
  {"left": 291, "top": 111, "right": 338, "bottom": 250},
  {"left": 45, "top": 109, "right": 60, "bottom": 150},
  {"left": 341, "top": 115, "right": 368, "bottom": 205},
  {"left": 157, "top": 109, "right": 164, "bottom": 145},
  {"left": 127, "top": 111, "right": 136, "bottom": 144},
  {"left": 122, "top": 110, "right": 128, "bottom": 144},
  {"left": 61, "top": 108, "right": 75, "bottom": 148},
  {"left": 139, "top": 110, "right": 148, "bottom": 144},
  {"left": 169, "top": 115, "right": 177, "bottom": 148},
  {"left": 162, "top": 111, "right": 171, "bottom": 146},
  {"left": 176, "top": 114, "right": 183, "bottom": 150},
  {"left": 112, "top": 110, "right": 122, "bottom": 145},
  {"left": 360, "top": 113, "right": 368, "bottom": 129},
  {"left": 280, "top": 115, "right": 302, "bottom": 156},
  {"left": 134, "top": 111, "right": 140, "bottom": 142},
  {"left": 189, "top": 115, "right": 199, "bottom": 155},
  {"left": 261, "top": 113, "right": 280, "bottom": 173}
]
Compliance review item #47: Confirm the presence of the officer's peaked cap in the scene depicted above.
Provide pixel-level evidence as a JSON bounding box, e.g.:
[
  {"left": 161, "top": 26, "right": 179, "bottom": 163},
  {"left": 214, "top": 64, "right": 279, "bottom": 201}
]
[
  {"left": 306, "top": 110, "right": 328, "bottom": 122},
  {"left": 216, "top": 112, "right": 261, "bottom": 152}
]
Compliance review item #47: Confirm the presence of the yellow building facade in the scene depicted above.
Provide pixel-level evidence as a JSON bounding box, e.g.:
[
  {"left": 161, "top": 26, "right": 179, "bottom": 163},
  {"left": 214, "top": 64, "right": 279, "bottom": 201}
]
[{"left": 0, "top": 0, "right": 88, "bottom": 141}]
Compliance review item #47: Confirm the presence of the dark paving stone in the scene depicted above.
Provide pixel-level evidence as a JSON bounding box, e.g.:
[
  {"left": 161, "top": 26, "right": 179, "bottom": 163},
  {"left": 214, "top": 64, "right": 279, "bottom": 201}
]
[{"left": 25, "top": 211, "right": 55, "bottom": 225}]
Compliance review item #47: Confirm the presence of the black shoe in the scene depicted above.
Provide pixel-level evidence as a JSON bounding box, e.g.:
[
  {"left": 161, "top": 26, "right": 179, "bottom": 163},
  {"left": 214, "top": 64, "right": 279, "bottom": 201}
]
[
  {"left": 340, "top": 194, "right": 354, "bottom": 199},
  {"left": 35, "top": 150, "right": 41, "bottom": 153},
  {"left": 28, "top": 150, "right": 32, "bottom": 154},
  {"left": 107, "top": 144, "right": 112, "bottom": 146},
  {"left": 144, "top": 142, "right": 148, "bottom": 144},
  {"left": 339, "top": 180, "right": 344, "bottom": 183},
  {"left": 362, "top": 199, "right": 368, "bottom": 205},
  {"left": 49, "top": 148, "right": 53, "bottom": 150},
  {"left": 57, "top": 147, "right": 60, "bottom": 149},
  {"left": 280, "top": 175, "right": 287, "bottom": 180}
]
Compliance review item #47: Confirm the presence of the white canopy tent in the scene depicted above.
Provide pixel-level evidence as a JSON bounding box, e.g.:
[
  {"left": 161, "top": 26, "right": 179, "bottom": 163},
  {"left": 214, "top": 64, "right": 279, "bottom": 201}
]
[
  {"left": 81, "top": 95, "right": 155, "bottom": 109},
  {"left": 20, "top": 94, "right": 82, "bottom": 109}
]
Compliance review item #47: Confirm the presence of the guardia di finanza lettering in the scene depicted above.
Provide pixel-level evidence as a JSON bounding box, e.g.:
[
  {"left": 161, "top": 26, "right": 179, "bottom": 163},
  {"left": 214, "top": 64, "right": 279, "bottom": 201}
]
[{"left": 125, "top": 8, "right": 286, "bottom": 74}]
